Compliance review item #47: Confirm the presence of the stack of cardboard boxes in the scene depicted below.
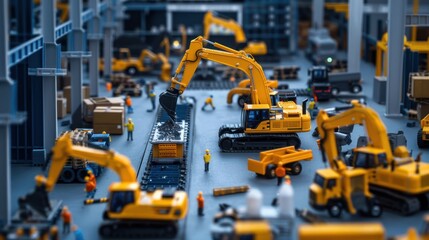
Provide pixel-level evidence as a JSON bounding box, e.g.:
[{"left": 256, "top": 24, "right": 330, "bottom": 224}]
[
  {"left": 93, "top": 106, "right": 125, "bottom": 134},
  {"left": 64, "top": 85, "right": 91, "bottom": 113},
  {"left": 83, "top": 97, "right": 124, "bottom": 122},
  {"left": 409, "top": 73, "right": 429, "bottom": 120}
]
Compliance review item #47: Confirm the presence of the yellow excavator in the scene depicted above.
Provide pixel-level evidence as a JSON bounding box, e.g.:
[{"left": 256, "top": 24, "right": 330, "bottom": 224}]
[
  {"left": 18, "top": 133, "right": 188, "bottom": 238},
  {"left": 159, "top": 36, "right": 311, "bottom": 152},
  {"left": 317, "top": 100, "right": 429, "bottom": 215},
  {"left": 204, "top": 11, "right": 267, "bottom": 56},
  {"left": 158, "top": 36, "right": 173, "bottom": 82},
  {"left": 99, "top": 48, "right": 159, "bottom": 76}
]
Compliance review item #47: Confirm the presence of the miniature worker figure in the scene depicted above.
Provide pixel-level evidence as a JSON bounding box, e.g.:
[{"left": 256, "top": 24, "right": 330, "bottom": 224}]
[
  {"left": 84, "top": 175, "right": 97, "bottom": 199},
  {"left": 204, "top": 149, "right": 211, "bottom": 172},
  {"left": 197, "top": 191, "right": 205, "bottom": 216},
  {"left": 275, "top": 165, "right": 286, "bottom": 186},
  {"left": 106, "top": 82, "right": 112, "bottom": 92},
  {"left": 50, "top": 226, "right": 59, "bottom": 240},
  {"left": 308, "top": 98, "right": 318, "bottom": 120},
  {"left": 72, "top": 225, "right": 85, "bottom": 240},
  {"left": 125, "top": 95, "right": 133, "bottom": 114},
  {"left": 102, "top": 131, "right": 112, "bottom": 143},
  {"left": 147, "top": 90, "right": 156, "bottom": 112},
  {"left": 124, "top": 118, "right": 134, "bottom": 141},
  {"left": 61, "top": 206, "right": 72, "bottom": 234},
  {"left": 201, "top": 95, "right": 215, "bottom": 111}
]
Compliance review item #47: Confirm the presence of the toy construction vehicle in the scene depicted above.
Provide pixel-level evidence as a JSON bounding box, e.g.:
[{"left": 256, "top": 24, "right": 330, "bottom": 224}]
[
  {"left": 18, "top": 134, "right": 188, "bottom": 238},
  {"left": 204, "top": 11, "right": 267, "bottom": 56},
  {"left": 159, "top": 36, "right": 311, "bottom": 152},
  {"left": 113, "top": 79, "right": 142, "bottom": 97},
  {"left": 418, "top": 114, "right": 429, "bottom": 148},
  {"left": 248, "top": 146, "right": 313, "bottom": 178},
  {"left": 317, "top": 100, "right": 429, "bottom": 215},
  {"left": 299, "top": 222, "right": 385, "bottom": 240}
]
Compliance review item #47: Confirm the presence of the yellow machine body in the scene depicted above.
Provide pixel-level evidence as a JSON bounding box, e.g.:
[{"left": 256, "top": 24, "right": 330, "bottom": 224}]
[{"left": 299, "top": 223, "right": 385, "bottom": 240}]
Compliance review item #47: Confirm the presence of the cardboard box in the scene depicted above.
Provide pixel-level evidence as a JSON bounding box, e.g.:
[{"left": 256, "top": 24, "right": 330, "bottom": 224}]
[
  {"left": 83, "top": 97, "right": 124, "bottom": 122},
  {"left": 410, "top": 76, "right": 429, "bottom": 99},
  {"left": 418, "top": 103, "right": 429, "bottom": 120},
  {"left": 93, "top": 106, "right": 124, "bottom": 134},
  {"left": 93, "top": 124, "right": 123, "bottom": 135},
  {"left": 64, "top": 86, "right": 93, "bottom": 113},
  {"left": 57, "top": 98, "right": 67, "bottom": 119}
]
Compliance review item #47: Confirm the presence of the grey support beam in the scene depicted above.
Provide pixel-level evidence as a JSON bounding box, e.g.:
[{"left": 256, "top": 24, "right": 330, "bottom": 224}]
[
  {"left": 103, "top": 0, "right": 115, "bottom": 79},
  {"left": 89, "top": 0, "right": 102, "bottom": 97},
  {"left": 0, "top": 0, "right": 12, "bottom": 227},
  {"left": 70, "top": 0, "right": 84, "bottom": 127},
  {"left": 347, "top": 0, "right": 363, "bottom": 73},
  {"left": 114, "top": 0, "right": 125, "bottom": 36},
  {"left": 385, "top": 0, "right": 406, "bottom": 117},
  {"left": 41, "top": 0, "right": 58, "bottom": 159},
  {"left": 312, "top": 0, "right": 324, "bottom": 28}
]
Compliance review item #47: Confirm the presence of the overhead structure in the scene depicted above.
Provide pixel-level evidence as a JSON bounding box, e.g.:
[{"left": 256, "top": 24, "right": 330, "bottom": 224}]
[{"left": 347, "top": 0, "right": 363, "bottom": 73}]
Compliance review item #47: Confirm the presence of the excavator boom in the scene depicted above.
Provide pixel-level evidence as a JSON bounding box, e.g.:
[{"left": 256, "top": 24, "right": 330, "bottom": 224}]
[
  {"left": 204, "top": 11, "right": 247, "bottom": 43},
  {"left": 160, "top": 36, "right": 272, "bottom": 121}
]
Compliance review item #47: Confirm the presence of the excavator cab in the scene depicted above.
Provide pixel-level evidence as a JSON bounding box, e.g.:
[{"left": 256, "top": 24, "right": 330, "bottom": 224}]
[
  {"left": 241, "top": 105, "right": 270, "bottom": 129},
  {"left": 351, "top": 147, "right": 388, "bottom": 169}
]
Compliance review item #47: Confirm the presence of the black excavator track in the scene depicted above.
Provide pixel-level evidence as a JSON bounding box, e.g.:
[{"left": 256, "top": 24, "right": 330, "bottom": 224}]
[
  {"left": 218, "top": 124, "right": 301, "bottom": 152},
  {"left": 369, "top": 185, "right": 424, "bottom": 215},
  {"left": 99, "top": 220, "right": 178, "bottom": 239}
]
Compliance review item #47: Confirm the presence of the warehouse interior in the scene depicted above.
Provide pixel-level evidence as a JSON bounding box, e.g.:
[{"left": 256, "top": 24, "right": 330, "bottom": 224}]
[{"left": 2, "top": 0, "right": 429, "bottom": 239}]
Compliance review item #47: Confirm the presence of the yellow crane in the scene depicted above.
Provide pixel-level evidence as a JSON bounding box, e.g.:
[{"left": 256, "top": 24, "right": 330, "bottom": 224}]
[
  {"left": 204, "top": 11, "right": 267, "bottom": 56},
  {"left": 159, "top": 36, "right": 311, "bottom": 152},
  {"left": 19, "top": 133, "right": 188, "bottom": 238},
  {"left": 317, "top": 100, "right": 429, "bottom": 215}
]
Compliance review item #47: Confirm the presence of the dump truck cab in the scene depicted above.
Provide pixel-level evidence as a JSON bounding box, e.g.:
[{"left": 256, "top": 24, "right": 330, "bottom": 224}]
[
  {"left": 418, "top": 114, "right": 429, "bottom": 148},
  {"left": 310, "top": 167, "right": 379, "bottom": 218}
]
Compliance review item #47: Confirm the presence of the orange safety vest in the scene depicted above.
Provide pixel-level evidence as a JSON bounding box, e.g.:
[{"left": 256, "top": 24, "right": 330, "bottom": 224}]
[
  {"left": 61, "top": 210, "right": 72, "bottom": 223},
  {"left": 275, "top": 166, "right": 286, "bottom": 178},
  {"left": 85, "top": 181, "right": 96, "bottom": 193},
  {"left": 126, "top": 97, "right": 132, "bottom": 107},
  {"left": 197, "top": 196, "right": 204, "bottom": 208}
]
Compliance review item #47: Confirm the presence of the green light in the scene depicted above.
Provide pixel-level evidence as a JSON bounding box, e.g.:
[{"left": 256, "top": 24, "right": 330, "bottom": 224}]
[{"left": 327, "top": 57, "right": 333, "bottom": 63}]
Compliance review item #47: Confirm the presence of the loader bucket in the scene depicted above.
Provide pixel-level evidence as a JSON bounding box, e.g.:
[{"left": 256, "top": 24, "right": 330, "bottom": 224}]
[{"left": 159, "top": 88, "right": 180, "bottom": 121}]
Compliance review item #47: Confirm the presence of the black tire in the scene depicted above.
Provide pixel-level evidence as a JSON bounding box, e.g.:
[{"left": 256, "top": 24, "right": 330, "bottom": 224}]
[
  {"left": 237, "top": 95, "right": 249, "bottom": 108},
  {"left": 351, "top": 84, "right": 362, "bottom": 93},
  {"left": 265, "top": 164, "right": 277, "bottom": 179},
  {"left": 328, "top": 202, "right": 342, "bottom": 218},
  {"left": 126, "top": 66, "right": 138, "bottom": 76},
  {"left": 417, "top": 129, "right": 426, "bottom": 148},
  {"left": 367, "top": 198, "right": 383, "bottom": 217},
  {"left": 288, "top": 162, "right": 302, "bottom": 175},
  {"left": 76, "top": 168, "right": 88, "bottom": 183},
  {"left": 60, "top": 168, "right": 76, "bottom": 183},
  {"left": 219, "top": 138, "right": 233, "bottom": 151},
  {"left": 331, "top": 87, "right": 340, "bottom": 95}
]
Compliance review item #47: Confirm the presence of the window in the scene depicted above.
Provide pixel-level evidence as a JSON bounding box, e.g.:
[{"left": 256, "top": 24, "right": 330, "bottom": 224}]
[
  {"left": 354, "top": 152, "right": 367, "bottom": 168},
  {"left": 246, "top": 110, "right": 269, "bottom": 129},
  {"left": 378, "top": 153, "right": 387, "bottom": 167},
  {"left": 313, "top": 174, "right": 325, "bottom": 188},
  {"left": 109, "top": 191, "right": 135, "bottom": 213},
  {"left": 327, "top": 179, "right": 336, "bottom": 189}
]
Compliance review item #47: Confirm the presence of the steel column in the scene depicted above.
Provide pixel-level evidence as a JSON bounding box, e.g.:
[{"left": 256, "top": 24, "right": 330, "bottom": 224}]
[
  {"left": 103, "top": 0, "right": 115, "bottom": 79},
  {"left": 312, "top": 0, "right": 324, "bottom": 28},
  {"left": 70, "top": 0, "right": 84, "bottom": 127},
  {"left": 385, "top": 0, "right": 406, "bottom": 117},
  {"left": 89, "top": 0, "right": 101, "bottom": 97},
  {"left": 41, "top": 0, "right": 58, "bottom": 158},
  {"left": 347, "top": 0, "right": 363, "bottom": 73}
]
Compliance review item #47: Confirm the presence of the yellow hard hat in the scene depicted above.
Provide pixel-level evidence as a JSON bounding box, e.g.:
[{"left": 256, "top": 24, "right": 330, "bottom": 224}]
[
  {"left": 87, "top": 170, "right": 93, "bottom": 174},
  {"left": 205, "top": 149, "right": 210, "bottom": 153},
  {"left": 128, "top": 118, "right": 132, "bottom": 122},
  {"left": 102, "top": 131, "right": 107, "bottom": 134},
  {"left": 198, "top": 191, "right": 203, "bottom": 196}
]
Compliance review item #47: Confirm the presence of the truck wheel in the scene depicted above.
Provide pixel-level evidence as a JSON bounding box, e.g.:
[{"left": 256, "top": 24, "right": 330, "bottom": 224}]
[
  {"left": 288, "top": 162, "right": 302, "bottom": 175},
  {"left": 331, "top": 87, "right": 339, "bottom": 95},
  {"left": 237, "top": 95, "right": 249, "bottom": 108},
  {"left": 417, "top": 129, "right": 426, "bottom": 148},
  {"left": 367, "top": 198, "right": 383, "bottom": 217},
  {"left": 328, "top": 202, "right": 342, "bottom": 218},
  {"left": 60, "top": 168, "right": 75, "bottom": 183},
  {"left": 351, "top": 85, "right": 362, "bottom": 93},
  {"left": 76, "top": 168, "right": 88, "bottom": 183},
  {"left": 219, "top": 138, "right": 233, "bottom": 151},
  {"left": 126, "top": 67, "right": 138, "bottom": 76},
  {"left": 265, "top": 164, "right": 277, "bottom": 179}
]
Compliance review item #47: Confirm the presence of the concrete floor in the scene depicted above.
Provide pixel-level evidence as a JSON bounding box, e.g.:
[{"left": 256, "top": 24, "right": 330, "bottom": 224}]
[{"left": 10, "top": 51, "right": 429, "bottom": 239}]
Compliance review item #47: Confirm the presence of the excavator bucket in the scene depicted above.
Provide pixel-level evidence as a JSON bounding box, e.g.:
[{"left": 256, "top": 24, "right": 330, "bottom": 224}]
[{"left": 159, "top": 88, "right": 180, "bottom": 122}]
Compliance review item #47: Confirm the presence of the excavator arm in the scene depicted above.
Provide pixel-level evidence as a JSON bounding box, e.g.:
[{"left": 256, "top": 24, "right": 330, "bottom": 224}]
[
  {"left": 159, "top": 36, "right": 272, "bottom": 121},
  {"left": 204, "top": 11, "right": 247, "bottom": 44},
  {"left": 20, "top": 133, "right": 137, "bottom": 218},
  {"left": 316, "top": 100, "right": 393, "bottom": 170},
  {"left": 139, "top": 49, "right": 158, "bottom": 64},
  {"left": 160, "top": 37, "right": 170, "bottom": 58}
]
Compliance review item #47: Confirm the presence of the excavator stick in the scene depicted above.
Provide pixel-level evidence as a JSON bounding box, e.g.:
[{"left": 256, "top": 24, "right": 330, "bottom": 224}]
[{"left": 159, "top": 88, "right": 180, "bottom": 122}]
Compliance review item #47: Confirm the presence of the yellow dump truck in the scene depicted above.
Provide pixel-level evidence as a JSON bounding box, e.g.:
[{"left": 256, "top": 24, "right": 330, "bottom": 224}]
[{"left": 248, "top": 146, "right": 313, "bottom": 178}]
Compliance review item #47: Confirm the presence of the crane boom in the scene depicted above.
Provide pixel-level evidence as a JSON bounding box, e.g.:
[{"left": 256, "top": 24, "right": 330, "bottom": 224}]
[
  {"left": 160, "top": 36, "right": 272, "bottom": 121},
  {"left": 204, "top": 11, "right": 247, "bottom": 43}
]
